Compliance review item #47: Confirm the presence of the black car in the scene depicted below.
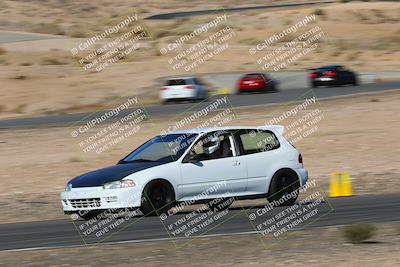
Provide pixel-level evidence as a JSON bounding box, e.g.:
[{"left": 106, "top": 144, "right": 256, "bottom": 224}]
[{"left": 308, "top": 65, "right": 358, "bottom": 88}]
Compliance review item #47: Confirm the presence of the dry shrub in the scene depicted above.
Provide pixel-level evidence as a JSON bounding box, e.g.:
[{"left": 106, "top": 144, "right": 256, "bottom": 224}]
[{"left": 343, "top": 224, "right": 376, "bottom": 244}]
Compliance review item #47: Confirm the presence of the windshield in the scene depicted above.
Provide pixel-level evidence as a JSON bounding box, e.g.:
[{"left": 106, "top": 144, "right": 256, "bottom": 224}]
[
  {"left": 120, "top": 133, "right": 198, "bottom": 163},
  {"left": 166, "top": 79, "right": 188, "bottom": 86}
]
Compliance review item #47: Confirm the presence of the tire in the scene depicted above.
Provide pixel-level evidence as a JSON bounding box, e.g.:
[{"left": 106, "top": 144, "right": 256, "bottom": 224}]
[
  {"left": 271, "top": 82, "right": 278, "bottom": 92},
  {"left": 261, "top": 86, "right": 268, "bottom": 94},
  {"left": 352, "top": 76, "right": 358, "bottom": 86},
  {"left": 78, "top": 210, "right": 103, "bottom": 221},
  {"left": 311, "top": 82, "right": 317, "bottom": 88},
  {"left": 267, "top": 169, "right": 300, "bottom": 206},
  {"left": 207, "top": 197, "right": 234, "bottom": 212},
  {"left": 202, "top": 91, "right": 208, "bottom": 100},
  {"left": 140, "top": 180, "right": 175, "bottom": 216}
]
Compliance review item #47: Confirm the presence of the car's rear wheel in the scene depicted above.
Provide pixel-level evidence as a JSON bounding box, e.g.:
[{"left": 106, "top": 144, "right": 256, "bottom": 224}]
[
  {"left": 352, "top": 76, "right": 358, "bottom": 86},
  {"left": 260, "top": 86, "right": 268, "bottom": 93},
  {"left": 140, "top": 180, "right": 175, "bottom": 216},
  {"left": 201, "top": 90, "right": 208, "bottom": 100},
  {"left": 270, "top": 82, "right": 278, "bottom": 92},
  {"left": 267, "top": 169, "right": 300, "bottom": 206}
]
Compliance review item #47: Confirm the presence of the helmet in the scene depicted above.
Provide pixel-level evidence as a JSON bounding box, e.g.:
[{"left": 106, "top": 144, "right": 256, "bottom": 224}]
[{"left": 203, "top": 136, "right": 220, "bottom": 154}]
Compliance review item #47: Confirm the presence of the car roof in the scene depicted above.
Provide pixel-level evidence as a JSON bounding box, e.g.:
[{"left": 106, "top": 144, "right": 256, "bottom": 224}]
[
  {"left": 166, "top": 77, "right": 195, "bottom": 80},
  {"left": 171, "top": 125, "right": 284, "bottom": 135},
  {"left": 317, "top": 65, "right": 342, "bottom": 69}
]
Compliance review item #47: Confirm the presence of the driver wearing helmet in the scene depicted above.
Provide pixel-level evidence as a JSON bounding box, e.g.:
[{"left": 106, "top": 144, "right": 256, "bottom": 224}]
[
  {"left": 203, "top": 136, "right": 221, "bottom": 155},
  {"left": 202, "top": 134, "right": 232, "bottom": 160}
]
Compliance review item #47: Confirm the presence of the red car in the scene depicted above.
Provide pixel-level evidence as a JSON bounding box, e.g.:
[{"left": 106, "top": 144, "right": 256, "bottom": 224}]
[{"left": 237, "top": 73, "right": 277, "bottom": 94}]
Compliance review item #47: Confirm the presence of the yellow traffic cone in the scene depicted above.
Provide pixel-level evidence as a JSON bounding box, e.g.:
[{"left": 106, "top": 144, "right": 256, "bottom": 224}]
[
  {"left": 217, "top": 88, "right": 230, "bottom": 95},
  {"left": 329, "top": 173, "right": 341, "bottom": 197},
  {"left": 341, "top": 172, "right": 353, "bottom": 197},
  {"left": 329, "top": 172, "right": 353, "bottom": 197}
]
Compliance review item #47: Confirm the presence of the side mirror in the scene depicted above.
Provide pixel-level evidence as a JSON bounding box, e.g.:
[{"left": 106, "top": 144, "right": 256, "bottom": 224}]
[{"left": 185, "top": 157, "right": 197, "bottom": 163}]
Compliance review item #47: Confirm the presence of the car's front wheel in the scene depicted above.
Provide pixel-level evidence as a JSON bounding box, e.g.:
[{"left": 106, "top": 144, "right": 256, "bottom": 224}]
[
  {"left": 311, "top": 82, "right": 317, "bottom": 88},
  {"left": 140, "top": 180, "right": 175, "bottom": 216},
  {"left": 267, "top": 169, "right": 300, "bottom": 206}
]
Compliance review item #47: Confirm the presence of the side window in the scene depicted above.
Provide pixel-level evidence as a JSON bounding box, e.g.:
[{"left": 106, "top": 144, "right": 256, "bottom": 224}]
[
  {"left": 167, "top": 79, "right": 186, "bottom": 86},
  {"left": 184, "top": 131, "right": 234, "bottom": 162},
  {"left": 262, "top": 74, "right": 273, "bottom": 85},
  {"left": 336, "top": 66, "right": 344, "bottom": 72},
  {"left": 238, "top": 130, "right": 279, "bottom": 155}
]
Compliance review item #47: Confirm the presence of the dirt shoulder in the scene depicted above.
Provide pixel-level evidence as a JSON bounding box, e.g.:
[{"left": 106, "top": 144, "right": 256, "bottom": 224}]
[
  {"left": 0, "top": 90, "right": 399, "bottom": 224},
  {"left": 1, "top": 224, "right": 399, "bottom": 266}
]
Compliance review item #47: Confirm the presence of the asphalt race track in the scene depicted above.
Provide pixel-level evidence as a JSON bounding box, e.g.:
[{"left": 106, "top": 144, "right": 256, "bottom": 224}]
[
  {"left": 0, "top": 194, "right": 399, "bottom": 251},
  {"left": 146, "top": 1, "right": 335, "bottom": 20},
  {"left": 1, "top": 81, "right": 400, "bottom": 129}
]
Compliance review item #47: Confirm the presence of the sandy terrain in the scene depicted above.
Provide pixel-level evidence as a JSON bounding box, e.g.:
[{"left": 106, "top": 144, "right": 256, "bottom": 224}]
[
  {"left": 1, "top": 224, "right": 399, "bottom": 266},
  {"left": 0, "top": 2, "right": 399, "bottom": 119},
  {"left": 0, "top": 90, "right": 399, "bottom": 224}
]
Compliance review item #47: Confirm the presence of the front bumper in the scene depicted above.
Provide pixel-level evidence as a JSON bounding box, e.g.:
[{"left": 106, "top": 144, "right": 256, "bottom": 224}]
[{"left": 61, "top": 186, "right": 142, "bottom": 212}]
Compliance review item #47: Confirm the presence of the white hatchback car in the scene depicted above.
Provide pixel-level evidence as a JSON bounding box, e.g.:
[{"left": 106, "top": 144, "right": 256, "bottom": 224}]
[
  {"left": 61, "top": 126, "right": 308, "bottom": 220},
  {"left": 160, "top": 77, "right": 207, "bottom": 104}
]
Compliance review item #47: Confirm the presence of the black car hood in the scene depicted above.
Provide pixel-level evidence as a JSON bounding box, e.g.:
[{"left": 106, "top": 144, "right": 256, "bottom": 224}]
[{"left": 68, "top": 162, "right": 165, "bottom": 188}]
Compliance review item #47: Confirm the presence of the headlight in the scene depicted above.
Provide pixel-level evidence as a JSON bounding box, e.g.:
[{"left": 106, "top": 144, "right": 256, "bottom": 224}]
[
  {"left": 103, "top": 179, "right": 136, "bottom": 189},
  {"left": 65, "top": 184, "right": 72, "bottom": 191}
]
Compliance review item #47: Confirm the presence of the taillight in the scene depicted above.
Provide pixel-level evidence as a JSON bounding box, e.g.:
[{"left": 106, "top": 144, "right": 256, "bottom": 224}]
[
  {"left": 308, "top": 73, "right": 317, "bottom": 78},
  {"left": 160, "top": 87, "right": 168, "bottom": 91},
  {"left": 184, "top": 85, "right": 193, "bottom": 89},
  {"left": 324, "top": 71, "right": 336, "bottom": 77},
  {"left": 298, "top": 154, "right": 303, "bottom": 164}
]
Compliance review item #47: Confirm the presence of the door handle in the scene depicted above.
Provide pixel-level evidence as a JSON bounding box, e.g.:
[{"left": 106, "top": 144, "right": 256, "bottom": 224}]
[{"left": 233, "top": 161, "right": 240, "bottom": 166}]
